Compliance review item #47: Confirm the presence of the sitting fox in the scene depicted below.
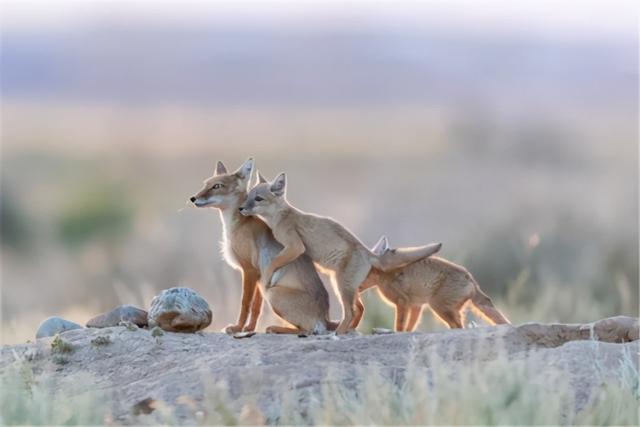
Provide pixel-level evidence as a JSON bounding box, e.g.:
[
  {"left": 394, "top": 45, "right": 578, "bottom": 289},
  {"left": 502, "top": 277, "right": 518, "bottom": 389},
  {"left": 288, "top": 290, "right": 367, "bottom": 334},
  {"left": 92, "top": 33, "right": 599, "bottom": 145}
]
[
  {"left": 239, "top": 172, "right": 442, "bottom": 334},
  {"left": 355, "top": 236, "right": 510, "bottom": 331}
]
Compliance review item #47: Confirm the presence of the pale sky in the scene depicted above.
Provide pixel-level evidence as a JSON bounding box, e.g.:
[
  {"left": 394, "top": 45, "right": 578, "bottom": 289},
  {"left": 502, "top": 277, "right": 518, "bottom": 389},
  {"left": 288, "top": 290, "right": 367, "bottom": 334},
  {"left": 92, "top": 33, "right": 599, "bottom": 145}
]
[{"left": 1, "top": 0, "right": 638, "bottom": 43}]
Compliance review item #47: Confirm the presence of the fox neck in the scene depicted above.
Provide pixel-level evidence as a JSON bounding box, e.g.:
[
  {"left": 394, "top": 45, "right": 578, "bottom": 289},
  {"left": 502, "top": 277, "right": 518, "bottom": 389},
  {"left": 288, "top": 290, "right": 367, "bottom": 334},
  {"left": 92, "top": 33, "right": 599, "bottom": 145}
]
[
  {"left": 217, "top": 194, "right": 248, "bottom": 238},
  {"left": 261, "top": 200, "right": 293, "bottom": 229}
]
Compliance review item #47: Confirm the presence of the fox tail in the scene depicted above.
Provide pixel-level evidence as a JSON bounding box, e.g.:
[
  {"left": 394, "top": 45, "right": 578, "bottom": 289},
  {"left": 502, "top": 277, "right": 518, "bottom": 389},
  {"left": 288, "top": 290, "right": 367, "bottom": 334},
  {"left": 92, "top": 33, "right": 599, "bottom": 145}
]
[
  {"left": 469, "top": 279, "right": 510, "bottom": 325},
  {"left": 369, "top": 242, "right": 442, "bottom": 272}
]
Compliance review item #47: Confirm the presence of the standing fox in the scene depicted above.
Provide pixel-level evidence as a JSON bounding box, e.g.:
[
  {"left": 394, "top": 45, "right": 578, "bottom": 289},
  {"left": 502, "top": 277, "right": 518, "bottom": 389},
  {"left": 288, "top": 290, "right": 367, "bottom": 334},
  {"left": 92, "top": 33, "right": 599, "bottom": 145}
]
[
  {"left": 355, "top": 236, "right": 510, "bottom": 331},
  {"left": 239, "top": 172, "right": 443, "bottom": 334},
  {"left": 190, "top": 159, "right": 337, "bottom": 334}
]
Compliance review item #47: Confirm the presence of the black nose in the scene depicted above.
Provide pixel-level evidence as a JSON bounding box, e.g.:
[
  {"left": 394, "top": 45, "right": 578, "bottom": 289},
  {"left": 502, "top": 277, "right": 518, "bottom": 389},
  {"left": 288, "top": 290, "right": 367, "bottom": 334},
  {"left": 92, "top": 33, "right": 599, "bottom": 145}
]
[
  {"left": 190, "top": 197, "right": 196, "bottom": 203},
  {"left": 238, "top": 206, "right": 244, "bottom": 212}
]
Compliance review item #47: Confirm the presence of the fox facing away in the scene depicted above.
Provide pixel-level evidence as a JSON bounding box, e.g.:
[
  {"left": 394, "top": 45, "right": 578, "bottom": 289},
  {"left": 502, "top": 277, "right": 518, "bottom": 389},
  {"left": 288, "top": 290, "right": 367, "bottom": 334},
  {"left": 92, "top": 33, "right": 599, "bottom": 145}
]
[
  {"left": 355, "top": 236, "right": 510, "bottom": 331},
  {"left": 239, "top": 172, "right": 443, "bottom": 334},
  {"left": 190, "top": 159, "right": 337, "bottom": 334}
]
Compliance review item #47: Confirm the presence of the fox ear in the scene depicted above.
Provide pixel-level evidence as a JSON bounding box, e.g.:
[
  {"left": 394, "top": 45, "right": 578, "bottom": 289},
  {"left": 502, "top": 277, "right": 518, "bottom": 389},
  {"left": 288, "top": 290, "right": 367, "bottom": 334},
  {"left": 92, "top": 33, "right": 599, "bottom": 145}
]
[
  {"left": 372, "top": 235, "right": 390, "bottom": 256},
  {"left": 234, "top": 157, "right": 254, "bottom": 180},
  {"left": 270, "top": 172, "right": 286, "bottom": 197},
  {"left": 253, "top": 170, "right": 266, "bottom": 187},
  {"left": 215, "top": 161, "right": 228, "bottom": 176}
]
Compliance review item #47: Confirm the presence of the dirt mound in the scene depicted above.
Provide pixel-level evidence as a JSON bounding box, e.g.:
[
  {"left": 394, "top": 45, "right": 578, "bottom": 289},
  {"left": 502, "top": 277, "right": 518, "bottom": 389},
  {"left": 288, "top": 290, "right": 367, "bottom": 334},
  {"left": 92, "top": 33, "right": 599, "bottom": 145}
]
[{"left": 1, "top": 318, "right": 638, "bottom": 425}]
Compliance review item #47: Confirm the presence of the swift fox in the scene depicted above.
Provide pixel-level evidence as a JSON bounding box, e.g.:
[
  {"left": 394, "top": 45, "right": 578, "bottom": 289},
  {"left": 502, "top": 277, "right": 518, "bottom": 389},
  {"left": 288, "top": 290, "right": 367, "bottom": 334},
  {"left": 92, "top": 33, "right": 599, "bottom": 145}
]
[
  {"left": 190, "top": 159, "right": 336, "bottom": 334},
  {"left": 239, "top": 172, "right": 443, "bottom": 334},
  {"left": 355, "top": 236, "right": 510, "bottom": 331}
]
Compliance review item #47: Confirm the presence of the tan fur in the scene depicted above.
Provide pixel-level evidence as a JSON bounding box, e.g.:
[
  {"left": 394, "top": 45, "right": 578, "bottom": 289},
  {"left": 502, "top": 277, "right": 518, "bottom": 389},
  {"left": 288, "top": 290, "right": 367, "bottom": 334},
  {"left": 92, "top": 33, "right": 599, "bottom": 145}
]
[
  {"left": 356, "top": 238, "right": 510, "bottom": 331},
  {"left": 191, "top": 159, "right": 334, "bottom": 334},
  {"left": 239, "top": 173, "right": 442, "bottom": 334}
]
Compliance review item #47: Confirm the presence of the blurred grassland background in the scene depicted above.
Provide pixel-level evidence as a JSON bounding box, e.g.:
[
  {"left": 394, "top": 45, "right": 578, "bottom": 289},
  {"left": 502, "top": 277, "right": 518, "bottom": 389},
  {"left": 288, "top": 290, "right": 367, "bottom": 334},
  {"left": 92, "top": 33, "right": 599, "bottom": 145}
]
[{"left": 1, "top": 1, "right": 638, "bottom": 343}]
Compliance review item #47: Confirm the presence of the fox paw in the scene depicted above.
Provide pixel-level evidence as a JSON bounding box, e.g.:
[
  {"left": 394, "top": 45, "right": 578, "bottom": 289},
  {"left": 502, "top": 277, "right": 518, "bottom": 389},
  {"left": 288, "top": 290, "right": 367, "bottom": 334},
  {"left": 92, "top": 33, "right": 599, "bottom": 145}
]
[
  {"left": 242, "top": 325, "right": 256, "bottom": 332},
  {"left": 223, "top": 324, "right": 243, "bottom": 334}
]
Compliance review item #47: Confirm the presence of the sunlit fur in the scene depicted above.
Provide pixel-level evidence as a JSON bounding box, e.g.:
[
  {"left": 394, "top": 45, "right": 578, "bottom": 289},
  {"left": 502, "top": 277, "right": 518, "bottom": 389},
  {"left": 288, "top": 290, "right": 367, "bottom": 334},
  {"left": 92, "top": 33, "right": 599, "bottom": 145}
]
[
  {"left": 356, "top": 237, "right": 510, "bottom": 331},
  {"left": 240, "top": 173, "right": 442, "bottom": 334},
  {"left": 191, "top": 159, "right": 336, "bottom": 334}
]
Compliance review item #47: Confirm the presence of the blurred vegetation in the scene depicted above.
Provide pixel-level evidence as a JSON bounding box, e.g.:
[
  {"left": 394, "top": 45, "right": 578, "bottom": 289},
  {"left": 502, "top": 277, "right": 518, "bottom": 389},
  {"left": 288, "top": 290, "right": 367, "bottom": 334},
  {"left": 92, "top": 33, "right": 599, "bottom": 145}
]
[
  {"left": 0, "top": 190, "right": 32, "bottom": 251},
  {"left": 55, "top": 182, "right": 133, "bottom": 250},
  {"left": 1, "top": 362, "right": 107, "bottom": 425}
]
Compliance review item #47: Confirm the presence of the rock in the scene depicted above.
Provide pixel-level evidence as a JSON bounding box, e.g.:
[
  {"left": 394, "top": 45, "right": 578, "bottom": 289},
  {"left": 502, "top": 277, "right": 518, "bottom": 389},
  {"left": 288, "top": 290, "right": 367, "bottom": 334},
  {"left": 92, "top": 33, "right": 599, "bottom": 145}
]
[
  {"left": 131, "top": 398, "right": 156, "bottom": 415},
  {"left": 516, "top": 315, "right": 639, "bottom": 347},
  {"left": 35, "top": 316, "right": 83, "bottom": 339},
  {"left": 591, "top": 315, "right": 639, "bottom": 342},
  {"left": 86, "top": 305, "right": 148, "bottom": 328},
  {"left": 148, "top": 287, "right": 212, "bottom": 333}
]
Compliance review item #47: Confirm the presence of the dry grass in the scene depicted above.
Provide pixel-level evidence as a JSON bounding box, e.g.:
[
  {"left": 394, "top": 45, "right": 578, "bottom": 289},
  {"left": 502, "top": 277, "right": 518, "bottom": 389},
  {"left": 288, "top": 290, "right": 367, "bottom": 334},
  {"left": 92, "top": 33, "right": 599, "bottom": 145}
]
[{"left": 1, "top": 339, "right": 638, "bottom": 425}]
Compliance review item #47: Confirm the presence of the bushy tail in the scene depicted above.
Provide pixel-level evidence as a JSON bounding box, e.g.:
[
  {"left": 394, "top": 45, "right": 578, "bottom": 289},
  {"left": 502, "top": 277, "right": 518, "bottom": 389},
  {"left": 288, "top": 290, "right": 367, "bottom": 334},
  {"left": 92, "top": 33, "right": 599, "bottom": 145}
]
[
  {"left": 470, "top": 280, "right": 510, "bottom": 325},
  {"left": 369, "top": 243, "right": 442, "bottom": 272}
]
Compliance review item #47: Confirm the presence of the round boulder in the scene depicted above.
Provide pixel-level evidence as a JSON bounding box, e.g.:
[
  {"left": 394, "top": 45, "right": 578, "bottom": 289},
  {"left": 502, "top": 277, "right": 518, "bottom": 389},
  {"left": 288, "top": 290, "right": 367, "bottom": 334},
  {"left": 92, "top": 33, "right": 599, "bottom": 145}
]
[
  {"left": 148, "top": 287, "right": 212, "bottom": 333},
  {"left": 86, "top": 305, "right": 148, "bottom": 328},
  {"left": 36, "top": 316, "right": 83, "bottom": 339}
]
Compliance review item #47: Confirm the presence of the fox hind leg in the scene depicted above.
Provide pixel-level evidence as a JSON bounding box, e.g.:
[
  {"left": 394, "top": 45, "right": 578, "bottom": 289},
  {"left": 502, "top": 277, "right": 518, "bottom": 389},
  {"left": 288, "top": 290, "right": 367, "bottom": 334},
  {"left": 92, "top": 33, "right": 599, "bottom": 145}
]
[
  {"left": 334, "top": 254, "right": 371, "bottom": 334},
  {"left": 431, "top": 307, "right": 464, "bottom": 328},
  {"left": 395, "top": 305, "right": 411, "bottom": 331},
  {"left": 404, "top": 306, "right": 423, "bottom": 332},
  {"left": 350, "top": 294, "right": 365, "bottom": 330}
]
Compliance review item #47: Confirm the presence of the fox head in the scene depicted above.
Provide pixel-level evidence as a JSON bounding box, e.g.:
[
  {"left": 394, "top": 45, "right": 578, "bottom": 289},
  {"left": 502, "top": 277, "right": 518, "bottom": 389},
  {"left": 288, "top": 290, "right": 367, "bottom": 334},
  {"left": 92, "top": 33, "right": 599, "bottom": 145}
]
[
  {"left": 238, "top": 172, "right": 286, "bottom": 217},
  {"left": 190, "top": 158, "right": 254, "bottom": 209}
]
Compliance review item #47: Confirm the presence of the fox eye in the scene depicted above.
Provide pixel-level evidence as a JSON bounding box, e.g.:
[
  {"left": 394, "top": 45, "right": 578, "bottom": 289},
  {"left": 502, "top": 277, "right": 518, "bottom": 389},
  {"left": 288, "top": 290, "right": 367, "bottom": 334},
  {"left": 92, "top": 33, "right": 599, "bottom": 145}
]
[
  {"left": 212, "top": 183, "right": 222, "bottom": 190},
  {"left": 254, "top": 196, "right": 264, "bottom": 202}
]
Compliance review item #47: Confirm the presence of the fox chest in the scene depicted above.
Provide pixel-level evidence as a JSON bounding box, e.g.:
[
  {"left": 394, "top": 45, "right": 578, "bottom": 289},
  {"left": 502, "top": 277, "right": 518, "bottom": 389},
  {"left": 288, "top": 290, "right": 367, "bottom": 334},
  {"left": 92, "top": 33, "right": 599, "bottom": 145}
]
[{"left": 221, "top": 234, "right": 255, "bottom": 271}]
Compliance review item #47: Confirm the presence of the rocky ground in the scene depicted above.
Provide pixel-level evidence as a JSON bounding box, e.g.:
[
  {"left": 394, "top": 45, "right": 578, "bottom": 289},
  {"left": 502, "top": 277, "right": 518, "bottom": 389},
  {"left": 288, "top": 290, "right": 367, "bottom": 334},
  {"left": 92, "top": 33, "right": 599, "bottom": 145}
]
[{"left": 1, "top": 317, "right": 638, "bottom": 425}]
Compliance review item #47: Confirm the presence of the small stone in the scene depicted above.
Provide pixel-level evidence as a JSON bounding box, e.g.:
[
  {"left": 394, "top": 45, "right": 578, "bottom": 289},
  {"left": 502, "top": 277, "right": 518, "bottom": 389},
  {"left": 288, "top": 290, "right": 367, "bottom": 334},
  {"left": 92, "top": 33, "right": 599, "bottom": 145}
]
[
  {"left": 132, "top": 397, "right": 156, "bottom": 415},
  {"left": 233, "top": 331, "right": 256, "bottom": 339},
  {"left": 87, "top": 305, "right": 148, "bottom": 328},
  {"left": 148, "top": 287, "right": 212, "bottom": 333},
  {"left": 372, "top": 328, "right": 394, "bottom": 335},
  {"left": 36, "top": 316, "right": 83, "bottom": 339},
  {"left": 119, "top": 321, "right": 138, "bottom": 331},
  {"left": 151, "top": 327, "right": 164, "bottom": 337}
]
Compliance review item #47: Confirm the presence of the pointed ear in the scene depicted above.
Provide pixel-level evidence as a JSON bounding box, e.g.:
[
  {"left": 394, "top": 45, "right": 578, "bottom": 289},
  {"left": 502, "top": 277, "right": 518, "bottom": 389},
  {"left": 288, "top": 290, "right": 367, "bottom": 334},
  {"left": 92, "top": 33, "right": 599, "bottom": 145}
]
[
  {"left": 253, "top": 171, "right": 267, "bottom": 187},
  {"left": 254, "top": 170, "right": 268, "bottom": 187},
  {"left": 215, "top": 161, "right": 228, "bottom": 176},
  {"left": 372, "top": 235, "right": 390, "bottom": 256},
  {"left": 270, "top": 172, "right": 286, "bottom": 197},
  {"left": 234, "top": 157, "right": 254, "bottom": 180}
]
